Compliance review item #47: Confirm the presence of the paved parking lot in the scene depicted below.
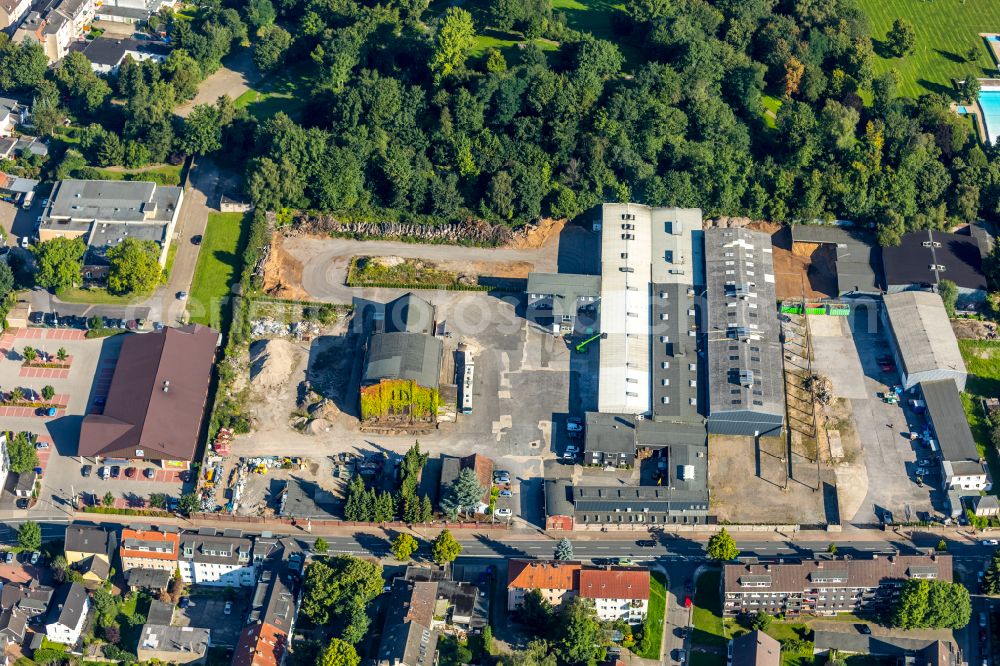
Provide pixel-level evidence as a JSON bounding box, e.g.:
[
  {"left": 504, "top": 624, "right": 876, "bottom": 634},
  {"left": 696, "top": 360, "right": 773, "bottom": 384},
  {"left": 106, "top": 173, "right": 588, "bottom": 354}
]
[
  {"left": 175, "top": 595, "right": 248, "bottom": 647},
  {"left": 0, "top": 330, "right": 184, "bottom": 518}
]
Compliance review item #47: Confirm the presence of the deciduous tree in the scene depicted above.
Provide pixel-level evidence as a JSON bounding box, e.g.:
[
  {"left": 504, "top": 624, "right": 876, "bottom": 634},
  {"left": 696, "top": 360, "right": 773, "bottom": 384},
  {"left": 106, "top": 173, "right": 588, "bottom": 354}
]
[
  {"left": 33, "top": 237, "right": 86, "bottom": 291},
  {"left": 106, "top": 238, "right": 162, "bottom": 295},
  {"left": 430, "top": 529, "right": 462, "bottom": 564},
  {"left": 391, "top": 533, "right": 418, "bottom": 561},
  {"left": 17, "top": 521, "right": 40, "bottom": 551},
  {"left": 706, "top": 528, "right": 739, "bottom": 561},
  {"left": 317, "top": 638, "right": 359, "bottom": 666},
  {"left": 430, "top": 8, "right": 474, "bottom": 81},
  {"left": 885, "top": 19, "right": 916, "bottom": 58}
]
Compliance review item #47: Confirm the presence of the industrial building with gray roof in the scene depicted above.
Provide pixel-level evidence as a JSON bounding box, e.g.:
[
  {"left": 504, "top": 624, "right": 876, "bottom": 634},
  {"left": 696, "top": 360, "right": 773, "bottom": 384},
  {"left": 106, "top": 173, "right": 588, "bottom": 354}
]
[
  {"left": 362, "top": 293, "right": 443, "bottom": 391},
  {"left": 789, "top": 224, "right": 881, "bottom": 295},
  {"left": 881, "top": 291, "right": 967, "bottom": 391},
  {"left": 705, "top": 227, "right": 785, "bottom": 436},
  {"left": 920, "top": 379, "right": 991, "bottom": 491}
]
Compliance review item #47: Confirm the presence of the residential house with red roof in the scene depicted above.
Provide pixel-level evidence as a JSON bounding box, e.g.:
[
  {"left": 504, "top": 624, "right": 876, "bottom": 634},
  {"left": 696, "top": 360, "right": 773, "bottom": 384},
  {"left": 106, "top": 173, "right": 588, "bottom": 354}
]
[
  {"left": 578, "top": 568, "right": 650, "bottom": 623},
  {"left": 507, "top": 560, "right": 652, "bottom": 624}
]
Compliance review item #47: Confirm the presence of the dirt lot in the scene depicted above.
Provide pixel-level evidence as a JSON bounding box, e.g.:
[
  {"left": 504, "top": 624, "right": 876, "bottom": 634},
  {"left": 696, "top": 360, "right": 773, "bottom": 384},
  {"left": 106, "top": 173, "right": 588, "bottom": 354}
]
[
  {"left": 952, "top": 317, "right": 1000, "bottom": 340},
  {"left": 708, "top": 434, "right": 829, "bottom": 525},
  {"left": 764, "top": 225, "right": 838, "bottom": 300}
]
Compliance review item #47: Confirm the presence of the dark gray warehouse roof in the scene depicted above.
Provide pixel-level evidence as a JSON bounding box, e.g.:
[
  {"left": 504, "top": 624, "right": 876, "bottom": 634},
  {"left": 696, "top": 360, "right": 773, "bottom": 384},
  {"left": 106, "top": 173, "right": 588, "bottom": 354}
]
[
  {"left": 544, "top": 478, "right": 574, "bottom": 518},
  {"left": 705, "top": 228, "right": 785, "bottom": 428},
  {"left": 363, "top": 332, "right": 443, "bottom": 390},
  {"left": 382, "top": 293, "right": 435, "bottom": 335},
  {"left": 790, "top": 224, "right": 881, "bottom": 294},
  {"left": 526, "top": 272, "right": 601, "bottom": 320},
  {"left": 882, "top": 228, "right": 987, "bottom": 292},
  {"left": 920, "top": 379, "right": 980, "bottom": 462}
]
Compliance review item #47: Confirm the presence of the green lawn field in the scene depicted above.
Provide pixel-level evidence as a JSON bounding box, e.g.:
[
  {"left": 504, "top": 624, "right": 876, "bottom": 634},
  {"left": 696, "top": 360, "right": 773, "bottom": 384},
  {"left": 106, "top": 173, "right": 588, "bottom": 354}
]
[
  {"left": 187, "top": 212, "right": 249, "bottom": 328},
  {"left": 959, "top": 338, "right": 1000, "bottom": 490},
  {"left": 636, "top": 571, "right": 667, "bottom": 659},
  {"left": 857, "top": 0, "right": 1000, "bottom": 98}
]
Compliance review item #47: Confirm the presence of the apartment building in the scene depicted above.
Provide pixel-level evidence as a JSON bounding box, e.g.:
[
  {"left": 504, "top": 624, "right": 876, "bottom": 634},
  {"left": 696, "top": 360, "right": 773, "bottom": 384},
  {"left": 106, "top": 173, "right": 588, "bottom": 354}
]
[
  {"left": 507, "top": 560, "right": 651, "bottom": 624},
  {"left": 722, "top": 554, "right": 951, "bottom": 617},
  {"left": 578, "top": 567, "right": 650, "bottom": 623},
  {"left": 13, "top": 0, "right": 95, "bottom": 63},
  {"left": 507, "top": 560, "right": 581, "bottom": 611},
  {"left": 178, "top": 531, "right": 255, "bottom": 587},
  {"left": 0, "top": 0, "right": 31, "bottom": 30},
  {"left": 119, "top": 527, "right": 180, "bottom": 573}
]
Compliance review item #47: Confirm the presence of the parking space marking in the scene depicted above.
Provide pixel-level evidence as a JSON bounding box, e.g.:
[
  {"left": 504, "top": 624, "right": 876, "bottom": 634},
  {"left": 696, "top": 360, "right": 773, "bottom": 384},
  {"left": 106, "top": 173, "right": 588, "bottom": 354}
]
[{"left": 19, "top": 367, "right": 70, "bottom": 379}]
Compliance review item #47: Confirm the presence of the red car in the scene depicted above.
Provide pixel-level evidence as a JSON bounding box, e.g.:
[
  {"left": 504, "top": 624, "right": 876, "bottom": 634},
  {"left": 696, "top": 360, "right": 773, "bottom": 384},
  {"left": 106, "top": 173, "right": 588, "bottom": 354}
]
[
  {"left": 124, "top": 467, "right": 137, "bottom": 478},
  {"left": 684, "top": 595, "right": 693, "bottom": 608}
]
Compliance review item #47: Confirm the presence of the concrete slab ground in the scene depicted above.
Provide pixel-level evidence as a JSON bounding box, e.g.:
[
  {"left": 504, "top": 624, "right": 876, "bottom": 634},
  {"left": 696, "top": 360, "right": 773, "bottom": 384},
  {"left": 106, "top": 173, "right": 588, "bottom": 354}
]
[
  {"left": 845, "top": 306, "right": 937, "bottom": 525},
  {"left": 808, "top": 315, "right": 868, "bottom": 400}
]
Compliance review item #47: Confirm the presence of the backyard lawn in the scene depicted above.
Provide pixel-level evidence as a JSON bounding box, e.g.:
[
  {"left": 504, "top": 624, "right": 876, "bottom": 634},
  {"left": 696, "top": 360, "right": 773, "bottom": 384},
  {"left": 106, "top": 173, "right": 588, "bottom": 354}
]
[
  {"left": 691, "top": 569, "right": 727, "bottom": 648},
  {"left": 636, "top": 570, "right": 667, "bottom": 659},
  {"left": 856, "top": 0, "right": 1000, "bottom": 98},
  {"left": 187, "top": 212, "right": 249, "bottom": 328},
  {"left": 57, "top": 285, "right": 151, "bottom": 305}
]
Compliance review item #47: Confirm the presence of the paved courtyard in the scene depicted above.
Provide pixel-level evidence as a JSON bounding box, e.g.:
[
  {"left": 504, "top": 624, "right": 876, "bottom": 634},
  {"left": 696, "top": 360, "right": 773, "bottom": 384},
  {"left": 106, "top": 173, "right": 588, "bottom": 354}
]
[{"left": 810, "top": 306, "right": 937, "bottom": 525}]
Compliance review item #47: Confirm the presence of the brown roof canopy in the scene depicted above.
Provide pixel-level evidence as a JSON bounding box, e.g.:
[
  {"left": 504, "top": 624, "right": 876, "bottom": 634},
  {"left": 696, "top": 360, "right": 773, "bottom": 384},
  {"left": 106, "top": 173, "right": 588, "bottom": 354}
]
[{"left": 79, "top": 325, "right": 218, "bottom": 461}]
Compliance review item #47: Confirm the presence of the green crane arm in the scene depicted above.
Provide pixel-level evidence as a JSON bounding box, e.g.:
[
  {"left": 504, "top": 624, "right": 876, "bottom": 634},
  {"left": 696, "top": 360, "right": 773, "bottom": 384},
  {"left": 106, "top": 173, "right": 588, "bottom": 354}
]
[{"left": 575, "top": 331, "right": 606, "bottom": 353}]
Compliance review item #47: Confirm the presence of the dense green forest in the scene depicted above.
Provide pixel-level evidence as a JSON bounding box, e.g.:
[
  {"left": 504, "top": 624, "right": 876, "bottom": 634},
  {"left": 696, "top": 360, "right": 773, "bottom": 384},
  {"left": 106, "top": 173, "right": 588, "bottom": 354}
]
[
  {"left": 2, "top": 0, "right": 999, "bottom": 245},
  {"left": 223, "top": 0, "right": 1000, "bottom": 244}
]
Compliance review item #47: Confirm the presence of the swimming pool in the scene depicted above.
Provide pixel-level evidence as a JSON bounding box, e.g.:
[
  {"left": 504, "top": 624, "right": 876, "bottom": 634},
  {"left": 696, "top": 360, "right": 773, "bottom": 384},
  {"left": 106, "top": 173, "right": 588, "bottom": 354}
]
[{"left": 980, "top": 87, "right": 1000, "bottom": 146}]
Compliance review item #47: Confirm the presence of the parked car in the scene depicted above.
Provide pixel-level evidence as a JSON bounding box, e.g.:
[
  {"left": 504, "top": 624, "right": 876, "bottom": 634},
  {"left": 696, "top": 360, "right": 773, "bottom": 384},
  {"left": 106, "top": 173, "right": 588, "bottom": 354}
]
[
  {"left": 179, "top": 597, "right": 190, "bottom": 609},
  {"left": 144, "top": 468, "right": 155, "bottom": 479},
  {"left": 223, "top": 601, "right": 233, "bottom": 615},
  {"left": 983, "top": 540, "right": 999, "bottom": 546},
  {"left": 499, "top": 489, "right": 512, "bottom": 497},
  {"left": 857, "top": 624, "right": 872, "bottom": 635},
  {"left": 110, "top": 466, "right": 121, "bottom": 478},
  {"left": 99, "top": 466, "right": 110, "bottom": 480},
  {"left": 191, "top": 235, "right": 203, "bottom": 245},
  {"left": 34, "top": 441, "right": 48, "bottom": 449},
  {"left": 29, "top": 551, "right": 39, "bottom": 565},
  {"left": 4, "top": 552, "right": 13, "bottom": 564},
  {"left": 81, "top": 465, "right": 92, "bottom": 477},
  {"left": 495, "top": 507, "right": 512, "bottom": 517},
  {"left": 15, "top": 499, "right": 28, "bottom": 510},
  {"left": 125, "top": 467, "right": 136, "bottom": 478},
  {"left": 495, "top": 475, "right": 511, "bottom": 485},
  {"left": 494, "top": 470, "right": 511, "bottom": 478},
  {"left": 176, "top": 291, "right": 188, "bottom": 300}
]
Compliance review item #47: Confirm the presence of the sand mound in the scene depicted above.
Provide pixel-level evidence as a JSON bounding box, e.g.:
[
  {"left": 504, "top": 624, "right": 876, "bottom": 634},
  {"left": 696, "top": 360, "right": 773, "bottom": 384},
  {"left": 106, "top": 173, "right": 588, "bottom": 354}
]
[
  {"left": 307, "top": 418, "right": 332, "bottom": 434},
  {"left": 249, "top": 339, "right": 298, "bottom": 389}
]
